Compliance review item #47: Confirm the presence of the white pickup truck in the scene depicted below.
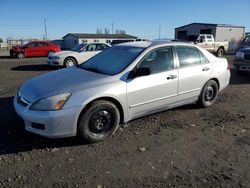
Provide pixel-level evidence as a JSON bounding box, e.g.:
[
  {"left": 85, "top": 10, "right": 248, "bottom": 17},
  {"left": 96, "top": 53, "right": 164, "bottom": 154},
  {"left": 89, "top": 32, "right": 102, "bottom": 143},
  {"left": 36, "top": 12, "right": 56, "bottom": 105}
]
[{"left": 195, "top": 34, "right": 229, "bottom": 57}]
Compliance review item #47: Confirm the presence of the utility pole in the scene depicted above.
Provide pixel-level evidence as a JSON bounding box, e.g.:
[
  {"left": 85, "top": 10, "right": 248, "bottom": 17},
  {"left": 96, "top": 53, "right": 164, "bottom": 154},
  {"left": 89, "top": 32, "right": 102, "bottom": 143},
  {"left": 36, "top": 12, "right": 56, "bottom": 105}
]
[
  {"left": 112, "top": 23, "right": 114, "bottom": 34},
  {"left": 44, "top": 18, "right": 48, "bottom": 40},
  {"left": 159, "top": 25, "right": 161, "bottom": 39}
]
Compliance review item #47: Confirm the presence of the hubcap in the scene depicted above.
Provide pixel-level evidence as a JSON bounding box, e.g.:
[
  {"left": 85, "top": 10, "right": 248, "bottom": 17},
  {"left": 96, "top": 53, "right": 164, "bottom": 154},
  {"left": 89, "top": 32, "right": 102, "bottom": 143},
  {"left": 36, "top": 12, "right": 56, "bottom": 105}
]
[
  {"left": 18, "top": 54, "right": 24, "bottom": 59},
  {"left": 67, "top": 60, "right": 75, "bottom": 67},
  {"left": 89, "top": 110, "right": 112, "bottom": 134},
  {"left": 218, "top": 49, "right": 223, "bottom": 57},
  {"left": 205, "top": 86, "right": 214, "bottom": 102},
  {"left": 48, "top": 51, "right": 54, "bottom": 55}
]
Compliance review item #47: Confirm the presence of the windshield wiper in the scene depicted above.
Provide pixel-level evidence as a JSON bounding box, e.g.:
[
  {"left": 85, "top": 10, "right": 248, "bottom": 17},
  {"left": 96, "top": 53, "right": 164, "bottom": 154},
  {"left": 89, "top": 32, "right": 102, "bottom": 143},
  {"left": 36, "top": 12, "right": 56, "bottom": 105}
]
[{"left": 82, "top": 67, "right": 101, "bottom": 73}]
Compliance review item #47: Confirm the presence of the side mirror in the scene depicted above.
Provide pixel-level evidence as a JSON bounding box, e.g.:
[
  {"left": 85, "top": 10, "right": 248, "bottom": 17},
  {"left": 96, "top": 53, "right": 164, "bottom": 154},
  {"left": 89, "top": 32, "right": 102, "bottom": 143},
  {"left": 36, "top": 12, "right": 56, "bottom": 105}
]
[
  {"left": 128, "top": 67, "right": 151, "bottom": 79},
  {"left": 136, "top": 67, "right": 151, "bottom": 76},
  {"left": 196, "top": 39, "right": 200, "bottom": 44}
]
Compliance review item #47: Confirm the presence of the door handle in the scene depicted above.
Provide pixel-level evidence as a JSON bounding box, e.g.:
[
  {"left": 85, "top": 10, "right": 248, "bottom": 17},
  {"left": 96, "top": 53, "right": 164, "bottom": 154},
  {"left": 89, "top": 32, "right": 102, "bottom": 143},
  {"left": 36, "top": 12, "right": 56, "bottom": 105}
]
[
  {"left": 167, "top": 75, "right": 177, "bottom": 80},
  {"left": 202, "top": 67, "right": 210, "bottom": 71}
]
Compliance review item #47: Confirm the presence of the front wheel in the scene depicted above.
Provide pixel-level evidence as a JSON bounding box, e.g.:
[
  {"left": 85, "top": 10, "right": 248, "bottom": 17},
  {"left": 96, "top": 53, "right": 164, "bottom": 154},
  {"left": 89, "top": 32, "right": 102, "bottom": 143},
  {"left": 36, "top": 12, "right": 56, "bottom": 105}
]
[
  {"left": 17, "top": 53, "right": 25, "bottom": 59},
  {"left": 197, "top": 80, "right": 219, "bottom": 108},
  {"left": 48, "top": 51, "right": 54, "bottom": 56},
  {"left": 64, "top": 57, "right": 77, "bottom": 67},
  {"left": 78, "top": 100, "right": 120, "bottom": 143}
]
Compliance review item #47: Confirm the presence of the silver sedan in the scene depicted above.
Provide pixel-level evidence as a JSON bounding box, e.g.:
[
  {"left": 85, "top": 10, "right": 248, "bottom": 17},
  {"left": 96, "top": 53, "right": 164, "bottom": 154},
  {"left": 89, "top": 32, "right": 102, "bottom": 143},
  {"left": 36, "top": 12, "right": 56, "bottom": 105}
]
[{"left": 14, "top": 41, "right": 230, "bottom": 142}]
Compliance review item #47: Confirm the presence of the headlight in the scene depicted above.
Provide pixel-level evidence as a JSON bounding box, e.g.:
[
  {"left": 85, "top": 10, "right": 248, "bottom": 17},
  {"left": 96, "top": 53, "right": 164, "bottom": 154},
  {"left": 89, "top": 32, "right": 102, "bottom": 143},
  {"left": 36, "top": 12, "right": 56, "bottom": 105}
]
[
  {"left": 236, "top": 51, "right": 244, "bottom": 58},
  {"left": 30, "top": 93, "right": 71, "bottom": 111}
]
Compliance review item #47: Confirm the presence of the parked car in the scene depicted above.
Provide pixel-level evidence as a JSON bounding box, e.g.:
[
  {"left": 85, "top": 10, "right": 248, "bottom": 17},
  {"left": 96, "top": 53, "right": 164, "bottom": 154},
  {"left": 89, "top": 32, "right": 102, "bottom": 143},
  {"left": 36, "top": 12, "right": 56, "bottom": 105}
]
[
  {"left": 10, "top": 41, "right": 60, "bottom": 59},
  {"left": 234, "top": 47, "right": 250, "bottom": 72},
  {"left": 47, "top": 43, "right": 110, "bottom": 67},
  {"left": 14, "top": 41, "right": 230, "bottom": 143},
  {"left": 110, "top": 39, "right": 135, "bottom": 45},
  {"left": 194, "top": 34, "right": 229, "bottom": 57}
]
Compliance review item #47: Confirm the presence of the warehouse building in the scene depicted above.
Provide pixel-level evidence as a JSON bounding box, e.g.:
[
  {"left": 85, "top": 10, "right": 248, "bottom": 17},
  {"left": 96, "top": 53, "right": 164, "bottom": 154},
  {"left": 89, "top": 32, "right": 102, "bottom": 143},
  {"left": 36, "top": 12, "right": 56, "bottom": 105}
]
[
  {"left": 175, "top": 23, "right": 245, "bottom": 42},
  {"left": 63, "top": 33, "right": 137, "bottom": 49}
]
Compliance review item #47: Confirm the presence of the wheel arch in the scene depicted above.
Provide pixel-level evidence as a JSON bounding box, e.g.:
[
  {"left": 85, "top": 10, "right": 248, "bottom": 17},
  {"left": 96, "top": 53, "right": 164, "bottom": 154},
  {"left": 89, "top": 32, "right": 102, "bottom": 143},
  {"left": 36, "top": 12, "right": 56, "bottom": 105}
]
[
  {"left": 218, "top": 46, "right": 225, "bottom": 51},
  {"left": 63, "top": 56, "right": 78, "bottom": 66},
  {"left": 77, "top": 96, "right": 125, "bottom": 125},
  {"left": 208, "top": 77, "right": 220, "bottom": 91}
]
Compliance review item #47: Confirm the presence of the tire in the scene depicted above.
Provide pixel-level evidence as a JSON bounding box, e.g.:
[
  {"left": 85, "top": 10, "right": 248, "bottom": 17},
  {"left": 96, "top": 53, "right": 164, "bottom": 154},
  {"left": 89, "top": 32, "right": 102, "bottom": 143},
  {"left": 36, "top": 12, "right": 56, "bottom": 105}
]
[
  {"left": 78, "top": 100, "right": 120, "bottom": 143},
  {"left": 17, "top": 53, "right": 25, "bottom": 59},
  {"left": 216, "top": 47, "right": 225, "bottom": 57},
  {"left": 64, "top": 57, "right": 77, "bottom": 67},
  {"left": 197, "top": 80, "right": 219, "bottom": 108},
  {"left": 48, "top": 51, "right": 54, "bottom": 56}
]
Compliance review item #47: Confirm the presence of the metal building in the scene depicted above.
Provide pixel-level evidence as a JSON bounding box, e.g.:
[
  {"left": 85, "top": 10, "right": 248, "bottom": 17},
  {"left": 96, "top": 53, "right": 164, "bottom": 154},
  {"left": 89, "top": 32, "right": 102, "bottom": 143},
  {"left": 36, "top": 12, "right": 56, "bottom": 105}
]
[
  {"left": 63, "top": 33, "right": 137, "bottom": 49},
  {"left": 175, "top": 23, "right": 245, "bottom": 42}
]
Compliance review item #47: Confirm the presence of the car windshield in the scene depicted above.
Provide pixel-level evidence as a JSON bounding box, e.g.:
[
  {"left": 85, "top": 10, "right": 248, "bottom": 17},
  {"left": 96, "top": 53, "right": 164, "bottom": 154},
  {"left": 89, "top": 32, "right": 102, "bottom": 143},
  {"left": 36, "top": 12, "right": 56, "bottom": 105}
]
[
  {"left": 80, "top": 45, "right": 145, "bottom": 75},
  {"left": 71, "top": 43, "right": 87, "bottom": 52}
]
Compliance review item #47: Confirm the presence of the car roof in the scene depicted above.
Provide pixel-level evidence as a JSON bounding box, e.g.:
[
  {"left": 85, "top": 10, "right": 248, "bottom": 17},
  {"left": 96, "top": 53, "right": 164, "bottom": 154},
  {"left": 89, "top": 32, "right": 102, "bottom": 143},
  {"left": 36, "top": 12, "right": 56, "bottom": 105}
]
[{"left": 116, "top": 41, "right": 195, "bottom": 49}]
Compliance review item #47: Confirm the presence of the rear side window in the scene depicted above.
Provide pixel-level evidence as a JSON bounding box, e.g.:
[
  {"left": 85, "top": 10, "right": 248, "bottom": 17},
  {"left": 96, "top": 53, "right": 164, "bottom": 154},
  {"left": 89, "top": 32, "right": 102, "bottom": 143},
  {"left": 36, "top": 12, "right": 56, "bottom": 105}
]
[{"left": 176, "top": 46, "right": 207, "bottom": 67}]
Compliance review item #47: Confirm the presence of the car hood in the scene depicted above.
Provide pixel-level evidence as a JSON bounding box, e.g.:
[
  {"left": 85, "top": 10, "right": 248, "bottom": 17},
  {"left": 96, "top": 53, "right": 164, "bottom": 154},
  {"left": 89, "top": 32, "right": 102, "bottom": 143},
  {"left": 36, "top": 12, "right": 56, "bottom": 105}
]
[
  {"left": 19, "top": 67, "right": 109, "bottom": 102},
  {"left": 239, "top": 47, "right": 250, "bottom": 53},
  {"left": 54, "top": 50, "right": 77, "bottom": 56}
]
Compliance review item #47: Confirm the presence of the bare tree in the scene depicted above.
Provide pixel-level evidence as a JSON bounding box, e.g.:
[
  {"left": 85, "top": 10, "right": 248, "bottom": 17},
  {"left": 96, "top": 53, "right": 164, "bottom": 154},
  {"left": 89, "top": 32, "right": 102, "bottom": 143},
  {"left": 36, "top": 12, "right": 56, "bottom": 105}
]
[
  {"left": 96, "top": 28, "right": 103, "bottom": 34},
  {"left": 104, "top": 28, "right": 110, "bottom": 34},
  {"left": 115, "top": 29, "right": 126, "bottom": 34}
]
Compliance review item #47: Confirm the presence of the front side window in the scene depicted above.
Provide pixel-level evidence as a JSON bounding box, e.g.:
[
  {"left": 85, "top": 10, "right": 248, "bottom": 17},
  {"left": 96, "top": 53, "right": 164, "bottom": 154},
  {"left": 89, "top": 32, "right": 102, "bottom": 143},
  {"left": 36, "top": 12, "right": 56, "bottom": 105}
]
[
  {"left": 137, "top": 47, "right": 174, "bottom": 74},
  {"left": 199, "top": 36, "right": 205, "bottom": 43},
  {"left": 38, "top": 42, "right": 48, "bottom": 47},
  {"left": 80, "top": 46, "right": 144, "bottom": 75},
  {"left": 27, "top": 42, "right": 37, "bottom": 48},
  {"left": 85, "top": 44, "right": 97, "bottom": 51},
  {"left": 176, "top": 46, "right": 205, "bottom": 67},
  {"left": 96, "top": 44, "right": 110, "bottom": 51}
]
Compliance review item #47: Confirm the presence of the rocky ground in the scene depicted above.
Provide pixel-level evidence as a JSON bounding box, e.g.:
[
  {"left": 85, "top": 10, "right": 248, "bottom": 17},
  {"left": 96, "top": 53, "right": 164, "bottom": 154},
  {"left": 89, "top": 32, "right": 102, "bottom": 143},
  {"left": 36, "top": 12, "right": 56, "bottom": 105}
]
[{"left": 0, "top": 53, "right": 249, "bottom": 187}]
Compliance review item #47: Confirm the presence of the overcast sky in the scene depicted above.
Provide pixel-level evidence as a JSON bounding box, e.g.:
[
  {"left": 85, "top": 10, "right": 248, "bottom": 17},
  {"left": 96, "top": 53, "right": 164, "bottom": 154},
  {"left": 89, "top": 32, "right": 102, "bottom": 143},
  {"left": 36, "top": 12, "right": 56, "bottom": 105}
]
[{"left": 0, "top": 0, "right": 249, "bottom": 40}]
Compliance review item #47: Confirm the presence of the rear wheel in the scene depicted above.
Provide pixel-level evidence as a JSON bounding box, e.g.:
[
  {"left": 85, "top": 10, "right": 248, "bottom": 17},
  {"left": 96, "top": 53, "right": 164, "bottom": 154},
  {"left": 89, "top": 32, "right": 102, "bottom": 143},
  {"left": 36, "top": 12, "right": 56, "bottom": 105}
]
[
  {"left": 64, "top": 57, "right": 77, "bottom": 67},
  {"left": 17, "top": 53, "right": 25, "bottom": 59},
  {"left": 197, "top": 80, "right": 219, "bottom": 108},
  {"left": 216, "top": 47, "right": 225, "bottom": 57},
  {"left": 78, "top": 100, "right": 120, "bottom": 143}
]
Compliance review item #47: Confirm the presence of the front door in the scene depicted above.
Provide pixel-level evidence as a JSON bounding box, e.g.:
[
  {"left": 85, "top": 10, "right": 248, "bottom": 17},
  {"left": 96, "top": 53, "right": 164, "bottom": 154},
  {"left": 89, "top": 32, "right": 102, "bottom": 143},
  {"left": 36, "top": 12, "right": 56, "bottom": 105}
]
[
  {"left": 127, "top": 47, "right": 178, "bottom": 119},
  {"left": 79, "top": 44, "right": 100, "bottom": 63}
]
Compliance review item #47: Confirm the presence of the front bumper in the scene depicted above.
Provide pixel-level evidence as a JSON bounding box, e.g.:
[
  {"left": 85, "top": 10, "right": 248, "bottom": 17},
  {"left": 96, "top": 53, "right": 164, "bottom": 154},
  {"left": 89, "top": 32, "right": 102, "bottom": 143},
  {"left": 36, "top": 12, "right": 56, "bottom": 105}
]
[
  {"left": 234, "top": 60, "right": 250, "bottom": 71},
  {"left": 13, "top": 95, "right": 82, "bottom": 138},
  {"left": 47, "top": 58, "right": 64, "bottom": 66}
]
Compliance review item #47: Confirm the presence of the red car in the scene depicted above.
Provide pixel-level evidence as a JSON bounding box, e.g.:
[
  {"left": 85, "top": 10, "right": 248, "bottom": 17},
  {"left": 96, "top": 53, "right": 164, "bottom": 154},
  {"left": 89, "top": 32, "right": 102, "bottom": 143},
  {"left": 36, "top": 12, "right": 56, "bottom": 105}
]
[{"left": 10, "top": 41, "right": 61, "bottom": 59}]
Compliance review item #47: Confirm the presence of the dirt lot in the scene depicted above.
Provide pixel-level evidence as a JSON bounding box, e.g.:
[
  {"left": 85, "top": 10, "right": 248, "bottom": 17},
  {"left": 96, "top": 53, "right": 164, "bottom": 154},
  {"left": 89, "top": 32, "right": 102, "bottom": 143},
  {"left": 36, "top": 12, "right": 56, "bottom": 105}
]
[{"left": 0, "top": 53, "right": 249, "bottom": 188}]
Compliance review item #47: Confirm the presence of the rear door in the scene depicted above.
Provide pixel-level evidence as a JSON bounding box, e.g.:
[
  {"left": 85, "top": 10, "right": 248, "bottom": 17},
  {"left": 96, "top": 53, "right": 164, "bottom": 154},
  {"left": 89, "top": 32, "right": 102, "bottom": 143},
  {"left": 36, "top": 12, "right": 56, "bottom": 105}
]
[
  {"left": 127, "top": 46, "right": 178, "bottom": 119},
  {"left": 24, "top": 42, "right": 38, "bottom": 57},
  {"left": 175, "top": 46, "right": 212, "bottom": 100}
]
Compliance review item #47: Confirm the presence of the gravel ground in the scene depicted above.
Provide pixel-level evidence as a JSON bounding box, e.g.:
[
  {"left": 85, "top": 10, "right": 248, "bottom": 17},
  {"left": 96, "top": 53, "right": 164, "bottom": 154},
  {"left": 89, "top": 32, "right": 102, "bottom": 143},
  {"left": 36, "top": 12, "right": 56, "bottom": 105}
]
[{"left": 0, "top": 53, "right": 249, "bottom": 188}]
